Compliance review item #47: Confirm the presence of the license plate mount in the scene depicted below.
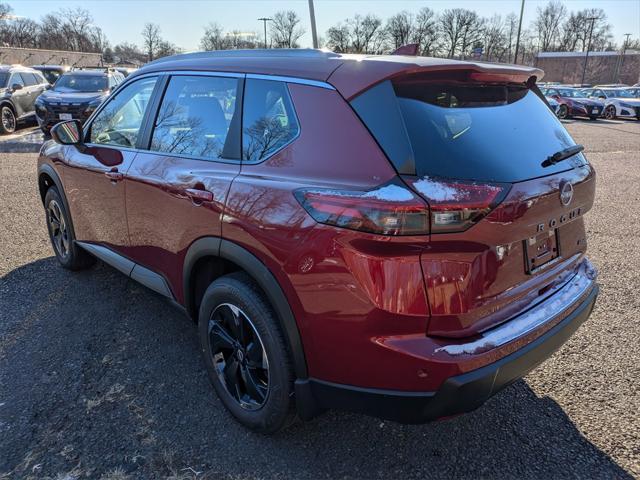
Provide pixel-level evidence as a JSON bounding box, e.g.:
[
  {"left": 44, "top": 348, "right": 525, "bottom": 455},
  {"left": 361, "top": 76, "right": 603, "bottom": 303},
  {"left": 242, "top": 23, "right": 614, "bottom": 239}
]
[
  {"left": 524, "top": 230, "right": 559, "bottom": 273},
  {"left": 59, "top": 113, "right": 73, "bottom": 121}
]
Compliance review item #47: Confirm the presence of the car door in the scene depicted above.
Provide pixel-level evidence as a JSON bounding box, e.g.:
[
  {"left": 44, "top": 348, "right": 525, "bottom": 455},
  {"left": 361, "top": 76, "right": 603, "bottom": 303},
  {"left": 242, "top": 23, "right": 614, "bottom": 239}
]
[
  {"left": 124, "top": 73, "right": 243, "bottom": 300},
  {"left": 8, "top": 73, "right": 29, "bottom": 117},
  {"left": 61, "top": 75, "right": 160, "bottom": 252}
]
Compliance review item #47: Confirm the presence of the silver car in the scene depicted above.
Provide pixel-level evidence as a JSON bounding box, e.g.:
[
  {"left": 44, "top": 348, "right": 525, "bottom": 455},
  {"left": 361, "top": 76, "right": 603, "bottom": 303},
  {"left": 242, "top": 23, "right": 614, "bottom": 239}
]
[{"left": 581, "top": 88, "right": 640, "bottom": 120}]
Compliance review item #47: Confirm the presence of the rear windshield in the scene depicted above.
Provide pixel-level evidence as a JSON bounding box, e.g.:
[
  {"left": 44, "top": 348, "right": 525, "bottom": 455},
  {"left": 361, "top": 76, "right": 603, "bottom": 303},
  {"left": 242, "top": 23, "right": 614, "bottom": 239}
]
[{"left": 352, "top": 79, "right": 587, "bottom": 183}]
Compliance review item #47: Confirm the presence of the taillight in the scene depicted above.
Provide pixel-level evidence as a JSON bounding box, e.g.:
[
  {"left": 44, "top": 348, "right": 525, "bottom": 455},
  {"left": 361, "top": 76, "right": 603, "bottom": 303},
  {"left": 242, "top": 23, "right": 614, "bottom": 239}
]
[
  {"left": 294, "top": 181, "right": 429, "bottom": 235},
  {"left": 405, "top": 176, "right": 509, "bottom": 233}
]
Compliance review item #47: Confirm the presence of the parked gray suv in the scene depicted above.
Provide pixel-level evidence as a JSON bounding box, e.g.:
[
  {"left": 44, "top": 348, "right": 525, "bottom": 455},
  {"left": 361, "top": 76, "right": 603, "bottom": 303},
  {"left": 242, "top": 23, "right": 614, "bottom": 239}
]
[{"left": 0, "top": 65, "right": 49, "bottom": 134}]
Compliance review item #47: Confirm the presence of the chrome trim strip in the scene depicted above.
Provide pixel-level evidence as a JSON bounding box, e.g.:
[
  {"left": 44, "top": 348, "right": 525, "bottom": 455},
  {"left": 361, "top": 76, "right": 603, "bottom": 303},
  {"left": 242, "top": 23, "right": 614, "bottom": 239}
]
[
  {"left": 435, "top": 259, "right": 597, "bottom": 356},
  {"left": 164, "top": 70, "right": 245, "bottom": 79},
  {"left": 245, "top": 73, "right": 335, "bottom": 90},
  {"left": 130, "top": 264, "right": 173, "bottom": 299},
  {"left": 76, "top": 242, "right": 134, "bottom": 276}
]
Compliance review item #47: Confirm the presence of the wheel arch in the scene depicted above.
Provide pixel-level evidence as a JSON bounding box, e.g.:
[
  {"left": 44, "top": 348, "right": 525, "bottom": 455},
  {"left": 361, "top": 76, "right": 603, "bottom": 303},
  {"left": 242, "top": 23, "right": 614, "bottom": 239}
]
[
  {"left": 38, "top": 164, "right": 78, "bottom": 239},
  {"left": 183, "top": 237, "right": 308, "bottom": 379},
  {"left": 0, "top": 99, "right": 16, "bottom": 114}
]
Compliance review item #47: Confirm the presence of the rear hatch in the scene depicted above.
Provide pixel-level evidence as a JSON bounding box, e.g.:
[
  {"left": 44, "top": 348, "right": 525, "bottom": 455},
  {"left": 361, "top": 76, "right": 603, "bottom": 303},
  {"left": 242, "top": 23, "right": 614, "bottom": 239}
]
[{"left": 351, "top": 69, "right": 595, "bottom": 337}]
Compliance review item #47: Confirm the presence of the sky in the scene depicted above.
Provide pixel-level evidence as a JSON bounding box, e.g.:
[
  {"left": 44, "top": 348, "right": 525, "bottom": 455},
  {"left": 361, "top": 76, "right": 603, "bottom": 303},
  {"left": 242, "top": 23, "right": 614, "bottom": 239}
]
[{"left": 9, "top": 0, "right": 640, "bottom": 50}]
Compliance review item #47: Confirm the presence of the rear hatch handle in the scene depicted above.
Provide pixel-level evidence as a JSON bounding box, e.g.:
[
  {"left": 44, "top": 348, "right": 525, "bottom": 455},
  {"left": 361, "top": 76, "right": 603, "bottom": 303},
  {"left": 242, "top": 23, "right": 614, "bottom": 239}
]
[{"left": 541, "top": 144, "right": 584, "bottom": 168}]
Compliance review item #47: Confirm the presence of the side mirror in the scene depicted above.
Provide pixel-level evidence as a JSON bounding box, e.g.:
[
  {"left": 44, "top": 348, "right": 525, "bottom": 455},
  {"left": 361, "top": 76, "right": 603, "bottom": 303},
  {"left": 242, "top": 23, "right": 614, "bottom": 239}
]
[
  {"left": 51, "top": 120, "right": 84, "bottom": 146},
  {"left": 11, "top": 83, "right": 23, "bottom": 92}
]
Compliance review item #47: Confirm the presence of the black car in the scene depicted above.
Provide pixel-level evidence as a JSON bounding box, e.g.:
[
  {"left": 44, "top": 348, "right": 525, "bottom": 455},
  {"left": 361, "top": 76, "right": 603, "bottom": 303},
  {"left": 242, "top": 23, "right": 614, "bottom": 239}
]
[
  {"left": 32, "top": 64, "right": 71, "bottom": 85},
  {"left": 0, "top": 65, "right": 49, "bottom": 134},
  {"left": 35, "top": 68, "right": 125, "bottom": 134}
]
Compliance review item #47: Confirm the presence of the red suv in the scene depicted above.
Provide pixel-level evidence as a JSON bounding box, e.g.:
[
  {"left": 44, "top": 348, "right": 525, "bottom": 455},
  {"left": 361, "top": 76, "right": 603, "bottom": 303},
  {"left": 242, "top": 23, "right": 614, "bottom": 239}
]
[{"left": 37, "top": 50, "right": 598, "bottom": 433}]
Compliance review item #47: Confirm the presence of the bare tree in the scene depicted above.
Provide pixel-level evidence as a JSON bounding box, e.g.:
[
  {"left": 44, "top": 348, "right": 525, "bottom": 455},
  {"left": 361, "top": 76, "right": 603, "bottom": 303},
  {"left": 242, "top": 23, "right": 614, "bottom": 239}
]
[
  {"left": 533, "top": 0, "right": 566, "bottom": 51},
  {"left": 326, "top": 23, "right": 350, "bottom": 52},
  {"left": 4, "top": 18, "right": 38, "bottom": 48},
  {"left": 113, "top": 42, "right": 146, "bottom": 64},
  {"left": 348, "top": 14, "right": 384, "bottom": 53},
  {"left": 413, "top": 7, "right": 439, "bottom": 56},
  {"left": 386, "top": 11, "right": 413, "bottom": 49},
  {"left": 559, "top": 9, "right": 612, "bottom": 52},
  {"left": 141, "top": 22, "right": 162, "bottom": 61},
  {"left": 440, "top": 9, "right": 483, "bottom": 59},
  {"left": 270, "top": 10, "right": 305, "bottom": 48},
  {"left": 200, "top": 22, "right": 229, "bottom": 50}
]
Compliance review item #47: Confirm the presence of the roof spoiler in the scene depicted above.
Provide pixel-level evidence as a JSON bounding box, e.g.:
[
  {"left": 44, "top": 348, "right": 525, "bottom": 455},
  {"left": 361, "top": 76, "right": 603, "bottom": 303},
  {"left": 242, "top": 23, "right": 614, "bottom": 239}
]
[{"left": 391, "top": 44, "right": 419, "bottom": 56}]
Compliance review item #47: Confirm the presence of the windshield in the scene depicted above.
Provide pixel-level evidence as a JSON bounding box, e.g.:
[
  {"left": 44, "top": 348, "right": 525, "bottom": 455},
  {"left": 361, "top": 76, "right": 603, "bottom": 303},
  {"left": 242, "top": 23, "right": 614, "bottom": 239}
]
[
  {"left": 608, "top": 89, "right": 634, "bottom": 98},
  {"left": 0, "top": 72, "right": 8, "bottom": 88},
  {"left": 557, "top": 89, "right": 583, "bottom": 98},
  {"left": 54, "top": 74, "right": 108, "bottom": 92}
]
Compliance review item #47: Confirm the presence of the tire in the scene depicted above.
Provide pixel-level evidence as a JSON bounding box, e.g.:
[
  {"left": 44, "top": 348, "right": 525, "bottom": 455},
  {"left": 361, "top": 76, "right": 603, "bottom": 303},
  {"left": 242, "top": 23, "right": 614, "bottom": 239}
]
[
  {"left": 557, "top": 104, "right": 570, "bottom": 119},
  {"left": 44, "top": 187, "right": 95, "bottom": 270},
  {"left": 198, "top": 272, "right": 296, "bottom": 434},
  {"left": 604, "top": 105, "right": 617, "bottom": 120},
  {"left": 0, "top": 105, "right": 16, "bottom": 134}
]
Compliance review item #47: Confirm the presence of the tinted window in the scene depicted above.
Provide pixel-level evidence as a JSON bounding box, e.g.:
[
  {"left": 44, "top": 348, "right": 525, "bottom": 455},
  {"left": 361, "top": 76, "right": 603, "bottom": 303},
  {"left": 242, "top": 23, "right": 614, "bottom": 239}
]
[
  {"left": 151, "top": 75, "right": 239, "bottom": 159},
  {"left": 33, "top": 72, "right": 46, "bottom": 84},
  {"left": 242, "top": 79, "right": 299, "bottom": 162},
  {"left": 9, "top": 73, "right": 24, "bottom": 87},
  {"left": 90, "top": 77, "right": 157, "bottom": 147},
  {"left": 41, "top": 70, "right": 61, "bottom": 84},
  {"left": 353, "top": 80, "right": 587, "bottom": 183},
  {"left": 395, "top": 82, "right": 585, "bottom": 182},
  {"left": 20, "top": 73, "right": 38, "bottom": 86},
  {"left": 55, "top": 74, "right": 108, "bottom": 92}
]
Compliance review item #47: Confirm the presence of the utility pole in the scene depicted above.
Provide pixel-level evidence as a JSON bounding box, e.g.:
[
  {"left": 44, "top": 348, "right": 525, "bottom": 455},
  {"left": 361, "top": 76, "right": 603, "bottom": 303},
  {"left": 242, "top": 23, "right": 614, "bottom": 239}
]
[
  {"left": 580, "top": 17, "right": 598, "bottom": 86},
  {"left": 619, "top": 33, "right": 632, "bottom": 81},
  {"left": 513, "top": 0, "right": 525, "bottom": 64},
  {"left": 258, "top": 17, "right": 272, "bottom": 49},
  {"left": 308, "top": 0, "right": 318, "bottom": 49}
]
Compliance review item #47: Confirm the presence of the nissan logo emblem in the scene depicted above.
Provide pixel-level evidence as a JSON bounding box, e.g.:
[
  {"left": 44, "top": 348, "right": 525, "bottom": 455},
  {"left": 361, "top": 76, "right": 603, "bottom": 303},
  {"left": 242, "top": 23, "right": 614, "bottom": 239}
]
[{"left": 560, "top": 181, "right": 574, "bottom": 206}]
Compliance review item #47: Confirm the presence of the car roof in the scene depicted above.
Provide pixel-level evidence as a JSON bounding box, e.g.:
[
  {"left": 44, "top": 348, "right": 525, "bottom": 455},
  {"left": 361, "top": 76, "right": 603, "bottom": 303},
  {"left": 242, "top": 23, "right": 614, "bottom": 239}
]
[
  {"left": 32, "top": 64, "right": 70, "bottom": 70},
  {"left": 135, "top": 49, "right": 544, "bottom": 100},
  {"left": 0, "top": 64, "right": 39, "bottom": 73},
  {"left": 62, "top": 69, "right": 108, "bottom": 76}
]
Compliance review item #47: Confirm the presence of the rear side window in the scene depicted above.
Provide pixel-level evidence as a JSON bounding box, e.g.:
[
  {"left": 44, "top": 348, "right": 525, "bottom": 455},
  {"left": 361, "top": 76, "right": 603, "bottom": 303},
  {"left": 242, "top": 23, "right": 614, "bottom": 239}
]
[
  {"left": 34, "top": 72, "right": 46, "bottom": 84},
  {"left": 151, "top": 75, "right": 239, "bottom": 160},
  {"left": 242, "top": 79, "right": 299, "bottom": 162},
  {"left": 352, "top": 79, "right": 586, "bottom": 183}
]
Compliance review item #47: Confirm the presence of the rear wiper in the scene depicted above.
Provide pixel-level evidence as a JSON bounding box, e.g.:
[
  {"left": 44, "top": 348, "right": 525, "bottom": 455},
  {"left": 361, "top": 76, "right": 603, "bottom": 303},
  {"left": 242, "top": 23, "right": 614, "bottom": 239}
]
[{"left": 541, "top": 144, "right": 584, "bottom": 168}]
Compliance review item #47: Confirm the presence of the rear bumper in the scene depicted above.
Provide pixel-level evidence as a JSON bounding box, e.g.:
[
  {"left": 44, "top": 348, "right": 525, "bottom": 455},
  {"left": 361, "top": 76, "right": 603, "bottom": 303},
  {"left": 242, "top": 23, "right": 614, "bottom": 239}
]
[{"left": 296, "top": 266, "right": 598, "bottom": 424}]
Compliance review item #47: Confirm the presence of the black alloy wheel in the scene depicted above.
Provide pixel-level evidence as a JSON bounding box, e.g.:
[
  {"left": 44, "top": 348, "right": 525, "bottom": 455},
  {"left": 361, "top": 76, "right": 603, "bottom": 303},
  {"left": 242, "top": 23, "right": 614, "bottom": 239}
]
[
  {"left": 604, "top": 105, "right": 617, "bottom": 120},
  {"left": 43, "top": 187, "right": 95, "bottom": 270},
  {"left": 47, "top": 198, "right": 70, "bottom": 260},
  {"left": 198, "top": 272, "right": 296, "bottom": 433},
  {"left": 557, "top": 104, "right": 570, "bottom": 119},
  {"left": 208, "top": 303, "right": 270, "bottom": 410},
  {"left": 1, "top": 106, "right": 16, "bottom": 134}
]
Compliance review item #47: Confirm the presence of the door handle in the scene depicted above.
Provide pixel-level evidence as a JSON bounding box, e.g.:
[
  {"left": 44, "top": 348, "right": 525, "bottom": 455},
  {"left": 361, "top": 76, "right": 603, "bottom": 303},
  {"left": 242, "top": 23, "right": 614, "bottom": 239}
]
[
  {"left": 185, "top": 188, "right": 213, "bottom": 202},
  {"left": 104, "top": 170, "right": 124, "bottom": 181}
]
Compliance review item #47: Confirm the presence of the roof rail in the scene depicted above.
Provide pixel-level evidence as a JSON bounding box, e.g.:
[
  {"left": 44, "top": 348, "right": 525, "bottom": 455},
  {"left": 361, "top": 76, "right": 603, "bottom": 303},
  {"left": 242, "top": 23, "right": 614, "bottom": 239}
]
[{"left": 145, "top": 48, "right": 339, "bottom": 67}]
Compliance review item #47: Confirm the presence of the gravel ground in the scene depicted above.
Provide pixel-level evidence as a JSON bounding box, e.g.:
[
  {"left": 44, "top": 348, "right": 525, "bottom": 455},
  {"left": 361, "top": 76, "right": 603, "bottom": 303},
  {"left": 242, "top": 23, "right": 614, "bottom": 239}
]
[{"left": 1, "top": 119, "right": 639, "bottom": 479}]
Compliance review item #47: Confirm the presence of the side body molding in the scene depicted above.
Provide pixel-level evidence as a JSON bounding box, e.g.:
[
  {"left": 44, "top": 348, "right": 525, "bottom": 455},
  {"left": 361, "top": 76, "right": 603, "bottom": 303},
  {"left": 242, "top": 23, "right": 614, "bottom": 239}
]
[
  {"left": 76, "top": 242, "right": 174, "bottom": 299},
  {"left": 183, "top": 237, "right": 308, "bottom": 379}
]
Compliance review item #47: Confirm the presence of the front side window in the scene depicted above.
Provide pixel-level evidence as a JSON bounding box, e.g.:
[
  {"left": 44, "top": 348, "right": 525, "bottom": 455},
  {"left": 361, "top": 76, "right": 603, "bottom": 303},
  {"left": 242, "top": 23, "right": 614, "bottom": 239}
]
[
  {"left": 242, "top": 79, "right": 299, "bottom": 162},
  {"left": 151, "top": 75, "right": 239, "bottom": 159},
  {"left": 89, "top": 77, "right": 157, "bottom": 147},
  {"left": 9, "top": 73, "right": 24, "bottom": 88}
]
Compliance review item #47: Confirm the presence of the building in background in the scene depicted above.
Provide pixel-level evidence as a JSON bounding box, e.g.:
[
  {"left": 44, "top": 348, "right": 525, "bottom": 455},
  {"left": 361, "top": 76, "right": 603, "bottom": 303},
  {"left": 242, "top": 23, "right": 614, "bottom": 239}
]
[
  {"left": 0, "top": 46, "right": 103, "bottom": 68},
  {"left": 535, "top": 50, "right": 640, "bottom": 85}
]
